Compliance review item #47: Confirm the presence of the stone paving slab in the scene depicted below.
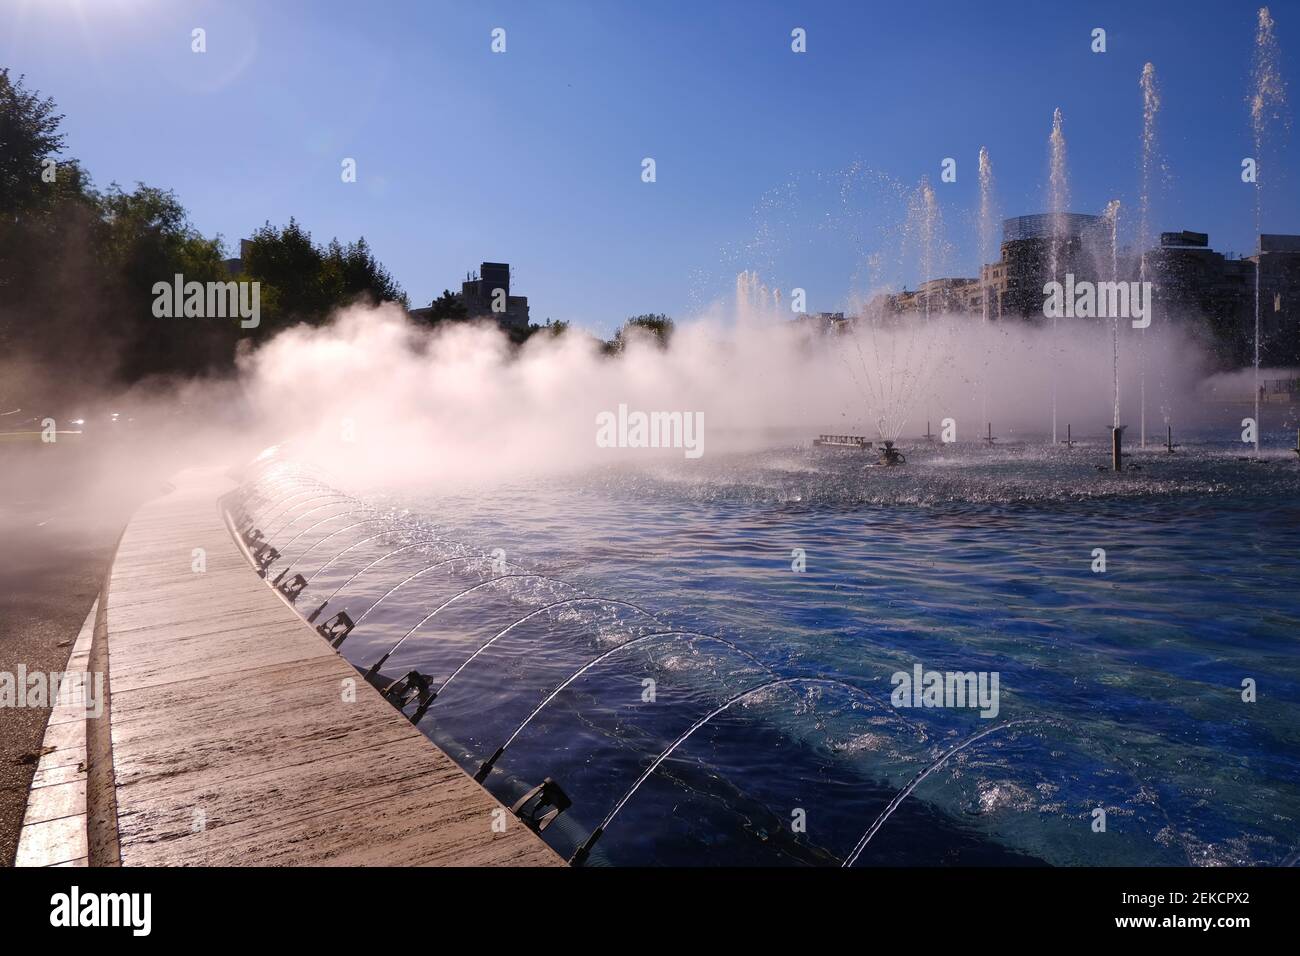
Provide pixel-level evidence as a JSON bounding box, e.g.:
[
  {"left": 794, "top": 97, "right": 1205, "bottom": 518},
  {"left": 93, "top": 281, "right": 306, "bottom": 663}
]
[{"left": 99, "top": 468, "right": 562, "bottom": 867}]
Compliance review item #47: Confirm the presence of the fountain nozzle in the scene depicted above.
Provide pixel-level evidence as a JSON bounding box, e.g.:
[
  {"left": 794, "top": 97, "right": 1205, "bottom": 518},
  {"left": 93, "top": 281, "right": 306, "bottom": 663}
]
[{"left": 878, "top": 441, "right": 906, "bottom": 467}]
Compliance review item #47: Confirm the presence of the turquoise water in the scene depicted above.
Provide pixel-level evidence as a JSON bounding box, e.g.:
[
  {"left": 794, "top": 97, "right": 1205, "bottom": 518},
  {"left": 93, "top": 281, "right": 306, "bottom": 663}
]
[{"left": 268, "top": 432, "right": 1300, "bottom": 866}]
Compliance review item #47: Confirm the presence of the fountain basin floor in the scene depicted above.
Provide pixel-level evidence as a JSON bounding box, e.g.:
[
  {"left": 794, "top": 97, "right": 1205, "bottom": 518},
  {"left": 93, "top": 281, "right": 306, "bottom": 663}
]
[{"left": 281, "top": 435, "right": 1300, "bottom": 866}]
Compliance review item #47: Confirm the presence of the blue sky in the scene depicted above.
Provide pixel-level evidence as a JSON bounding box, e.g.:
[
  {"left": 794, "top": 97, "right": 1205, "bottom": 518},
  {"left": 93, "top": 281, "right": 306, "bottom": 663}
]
[{"left": 3, "top": 0, "right": 1296, "bottom": 333}]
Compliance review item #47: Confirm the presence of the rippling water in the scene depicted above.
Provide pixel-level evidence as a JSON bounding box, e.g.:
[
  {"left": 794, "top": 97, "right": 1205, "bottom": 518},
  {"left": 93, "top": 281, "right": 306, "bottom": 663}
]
[{"left": 268, "top": 430, "right": 1300, "bottom": 866}]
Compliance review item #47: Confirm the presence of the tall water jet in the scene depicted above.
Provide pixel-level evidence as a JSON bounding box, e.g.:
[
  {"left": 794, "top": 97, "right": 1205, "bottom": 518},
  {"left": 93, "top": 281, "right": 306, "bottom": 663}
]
[
  {"left": 915, "top": 177, "right": 947, "bottom": 436},
  {"left": 736, "top": 269, "right": 775, "bottom": 324},
  {"left": 1047, "top": 108, "right": 1069, "bottom": 445},
  {"left": 1138, "top": 62, "right": 1161, "bottom": 450},
  {"left": 1249, "top": 6, "right": 1287, "bottom": 458},
  {"left": 978, "top": 146, "right": 997, "bottom": 426},
  {"left": 908, "top": 176, "right": 940, "bottom": 321},
  {"left": 1104, "top": 199, "right": 1122, "bottom": 430}
]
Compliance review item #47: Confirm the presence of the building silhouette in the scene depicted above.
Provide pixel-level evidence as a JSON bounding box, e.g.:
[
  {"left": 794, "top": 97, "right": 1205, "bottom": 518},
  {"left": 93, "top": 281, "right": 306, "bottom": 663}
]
[
  {"left": 851, "top": 212, "right": 1300, "bottom": 366},
  {"left": 410, "top": 261, "right": 530, "bottom": 330}
]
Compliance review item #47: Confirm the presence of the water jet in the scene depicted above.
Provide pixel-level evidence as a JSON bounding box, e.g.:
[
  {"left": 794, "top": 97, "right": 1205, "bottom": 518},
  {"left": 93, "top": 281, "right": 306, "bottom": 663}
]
[{"left": 877, "top": 440, "right": 906, "bottom": 466}]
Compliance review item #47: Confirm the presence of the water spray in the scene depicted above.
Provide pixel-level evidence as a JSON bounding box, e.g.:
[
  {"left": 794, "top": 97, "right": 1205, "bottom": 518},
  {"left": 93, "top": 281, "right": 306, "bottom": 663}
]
[{"left": 877, "top": 441, "right": 907, "bottom": 466}]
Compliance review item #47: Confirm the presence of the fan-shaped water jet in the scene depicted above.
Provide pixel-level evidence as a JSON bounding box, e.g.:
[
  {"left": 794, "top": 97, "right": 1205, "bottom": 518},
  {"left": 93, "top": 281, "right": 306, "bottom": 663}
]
[
  {"left": 569, "top": 676, "right": 890, "bottom": 865},
  {"left": 841, "top": 717, "right": 1041, "bottom": 866},
  {"left": 304, "top": 539, "right": 460, "bottom": 623},
  {"left": 474, "top": 630, "right": 771, "bottom": 782},
  {"left": 363, "top": 573, "right": 590, "bottom": 679}
]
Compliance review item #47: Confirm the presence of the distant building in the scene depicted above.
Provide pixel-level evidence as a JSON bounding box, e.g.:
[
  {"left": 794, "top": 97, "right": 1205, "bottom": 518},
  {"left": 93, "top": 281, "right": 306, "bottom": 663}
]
[
  {"left": 794, "top": 311, "right": 851, "bottom": 334},
  {"left": 224, "top": 238, "right": 253, "bottom": 276},
  {"left": 984, "top": 213, "right": 1109, "bottom": 318},
  {"left": 887, "top": 278, "right": 980, "bottom": 316},
  {"left": 842, "top": 212, "right": 1300, "bottom": 365},
  {"left": 1141, "top": 231, "right": 1300, "bottom": 365},
  {"left": 410, "top": 261, "right": 531, "bottom": 330}
]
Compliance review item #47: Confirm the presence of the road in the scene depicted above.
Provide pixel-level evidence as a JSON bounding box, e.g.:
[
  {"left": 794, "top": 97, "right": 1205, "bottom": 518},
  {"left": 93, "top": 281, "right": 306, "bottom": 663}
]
[{"left": 0, "top": 436, "right": 147, "bottom": 866}]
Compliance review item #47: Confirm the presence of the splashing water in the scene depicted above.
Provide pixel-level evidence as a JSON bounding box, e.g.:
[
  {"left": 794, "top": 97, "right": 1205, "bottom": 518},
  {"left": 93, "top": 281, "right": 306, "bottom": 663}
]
[
  {"left": 736, "top": 269, "right": 777, "bottom": 323},
  {"left": 978, "top": 147, "right": 997, "bottom": 426},
  {"left": 1138, "top": 62, "right": 1162, "bottom": 449},
  {"left": 1104, "top": 199, "right": 1122, "bottom": 430},
  {"left": 1249, "top": 6, "right": 1288, "bottom": 458},
  {"left": 1047, "top": 108, "right": 1069, "bottom": 445}
]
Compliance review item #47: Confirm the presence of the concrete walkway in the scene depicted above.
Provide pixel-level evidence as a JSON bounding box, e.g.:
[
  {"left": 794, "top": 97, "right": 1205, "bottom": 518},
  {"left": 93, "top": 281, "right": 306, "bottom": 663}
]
[{"left": 82, "top": 468, "right": 561, "bottom": 866}]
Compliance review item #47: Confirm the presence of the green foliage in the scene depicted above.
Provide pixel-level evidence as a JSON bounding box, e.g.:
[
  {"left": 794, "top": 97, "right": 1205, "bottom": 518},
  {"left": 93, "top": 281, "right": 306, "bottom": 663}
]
[
  {"left": 0, "top": 69, "right": 66, "bottom": 216},
  {"left": 240, "top": 221, "right": 407, "bottom": 334},
  {"left": 96, "top": 183, "right": 232, "bottom": 381},
  {"left": 0, "top": 69, "right": 409, "bottom": 402},
  {"left": 608, "top": 313, "right": 674, "bottom": 352},
  {"left": 420, "top": 288, "right": 468, "bottom": 323},
  {"left": 321, "top": 236, "right": 407, "bottom": 309}
]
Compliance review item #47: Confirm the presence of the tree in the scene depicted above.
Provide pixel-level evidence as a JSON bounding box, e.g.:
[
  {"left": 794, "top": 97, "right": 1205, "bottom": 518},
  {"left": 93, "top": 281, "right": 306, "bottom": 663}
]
[
  {"left": 1, "top": 71, "right": 414, "bottom": 401},
  {"left": 95, "top": 183, "right": 231, "bottom": 380},
  {"left": 422, "top": 289, "right": 468, "bottom": 322},
  {"left": 240, "top": 221, "right": 408, "bottom": 336},
  {"left": 608, "top": 313, "right": 674, "bottom": 352},
  {"left": 0, "top": 69, "right": 67, "bottom": 217},
  {"left": 241, "top": 218, "right": 328, "bottom": 326},
  {"left": 320, "top": 236, "right": 407, "bottom": 308}
]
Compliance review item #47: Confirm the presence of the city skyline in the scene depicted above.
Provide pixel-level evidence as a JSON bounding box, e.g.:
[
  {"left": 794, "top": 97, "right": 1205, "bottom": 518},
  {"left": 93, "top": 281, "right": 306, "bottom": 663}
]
[{"left": 4, "top": 0, "right": 1296, "bottom": 333}]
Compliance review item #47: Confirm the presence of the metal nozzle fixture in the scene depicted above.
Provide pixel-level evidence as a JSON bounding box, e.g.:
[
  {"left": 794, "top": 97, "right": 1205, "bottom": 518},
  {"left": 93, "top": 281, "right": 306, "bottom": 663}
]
[
  {"left": 877, "top": 441, "right": 906, "bottom": 466},
  {"left": 511, "top": 777, "right": 572, "bottom": 834},
  {"left": 252, "top": 543, "right": 280, "bottom": 576},
  {"left": 379, "top": 670, "right": 437, "bottom": 722},
  {"left": 277, "top": 573, "right": 308, "bottom": 602},
  {"left": 571, "top": 826, "right": 602, "bottom": 866},
  {"left": 475, "top": 746, "right": 507, "bottom": 783},
  {"left": 316, "top": 610, "right": 355, "bottom": 647}
]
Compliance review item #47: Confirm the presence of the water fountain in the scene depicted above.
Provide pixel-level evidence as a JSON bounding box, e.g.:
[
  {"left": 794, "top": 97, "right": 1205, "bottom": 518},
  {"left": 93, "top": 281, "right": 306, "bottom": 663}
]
[
  {"left": 1047, "top": 108, "right": 1069, "bottom": 446},
  {"left": 978, "top": 146, "right": 997, "bottom": 427},
  {"left": 1250, "top": 6, "right": 1286, "bottom": 458},
  {"left": 211, "top": 11, "right": 1300, "bottom": 866},
  {"left": 829, "top": 177, "right": 957, "bottom": 460},
  {"left": 227, "top": 457, "right": 1066, "bottom": 865},
  {"left": 1104, "top": 199, "right": 1125, "bottom": 471},
  {"left": 1138, "top": 62, "right": 1161, "bottom": 450},
  {"left": 1104, "top": 200, "right": 1122, "bottom": 432}
]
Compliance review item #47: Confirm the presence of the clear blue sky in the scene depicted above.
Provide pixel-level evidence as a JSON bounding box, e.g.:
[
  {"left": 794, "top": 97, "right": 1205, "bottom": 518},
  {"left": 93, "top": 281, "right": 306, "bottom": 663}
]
[{"left": 3, "top": 0, "right": 1296, "bottom": 333}]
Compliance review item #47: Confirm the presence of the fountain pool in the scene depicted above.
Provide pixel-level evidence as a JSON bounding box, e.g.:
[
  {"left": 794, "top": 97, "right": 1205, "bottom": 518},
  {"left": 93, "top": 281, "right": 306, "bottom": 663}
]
[{"left": 237, "top": 429, "right": 1300, "bottom": 867}]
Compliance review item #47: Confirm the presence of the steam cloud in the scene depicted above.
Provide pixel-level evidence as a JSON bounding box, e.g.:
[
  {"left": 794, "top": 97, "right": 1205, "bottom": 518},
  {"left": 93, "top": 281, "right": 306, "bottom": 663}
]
[{"left": 232, "top": 300, "right": 1226, "bottom": 492}]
